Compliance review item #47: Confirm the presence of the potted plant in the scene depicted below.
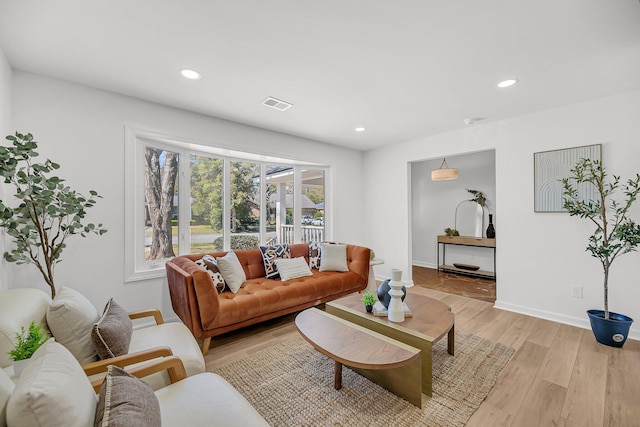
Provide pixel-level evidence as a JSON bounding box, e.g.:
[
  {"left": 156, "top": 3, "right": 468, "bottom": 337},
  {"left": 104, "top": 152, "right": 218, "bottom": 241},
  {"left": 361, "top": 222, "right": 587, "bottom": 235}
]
[
  {"left": 562, "top": 158, "right": 640, "bottom": 347},
  {"left": 361, "top": 291, "right": 377, "bottom": 313},
  {"left": 0, "top": 132, "right": 107, "bottom": 298},
  {"left": 8, "top": 321, "right": 50, "bottom": 376}
]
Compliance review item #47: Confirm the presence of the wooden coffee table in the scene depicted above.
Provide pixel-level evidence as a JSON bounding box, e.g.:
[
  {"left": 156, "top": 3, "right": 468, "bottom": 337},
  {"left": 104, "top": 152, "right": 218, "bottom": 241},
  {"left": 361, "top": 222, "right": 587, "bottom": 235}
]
[
  {"left": 326, "top": 292, "right": 455, "bottom": 398},
  {"left": 295, "top": 308, "right": 423, "bottom": 407}
]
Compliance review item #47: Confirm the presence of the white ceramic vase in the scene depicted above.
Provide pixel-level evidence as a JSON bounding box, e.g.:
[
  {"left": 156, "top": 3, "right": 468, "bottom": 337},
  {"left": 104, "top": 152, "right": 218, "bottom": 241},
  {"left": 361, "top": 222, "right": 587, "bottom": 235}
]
[
  {"left": 475, "top": 204, "right": 484, "bottom": 238},
  {"left": 387, "top": 269, "right": 405, "bottom": 322}
]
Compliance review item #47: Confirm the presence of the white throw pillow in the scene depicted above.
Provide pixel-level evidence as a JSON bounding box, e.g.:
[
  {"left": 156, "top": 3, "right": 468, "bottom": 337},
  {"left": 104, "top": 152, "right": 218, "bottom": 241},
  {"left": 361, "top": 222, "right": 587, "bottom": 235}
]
[
  {"left": 7, "top": 339, "right": 97, "bottom": 427},
  {"left": 216, "top": 251, "right": 246, "bottom": 293},
  {"left": 46, "top": 287, "right": 100, "bottom": 364},
  {"left": 319, "top": 244, "right": 349, "bottom": 272},
  {"left": 275, "top": 257, "right": 313, "bottom": 282}
]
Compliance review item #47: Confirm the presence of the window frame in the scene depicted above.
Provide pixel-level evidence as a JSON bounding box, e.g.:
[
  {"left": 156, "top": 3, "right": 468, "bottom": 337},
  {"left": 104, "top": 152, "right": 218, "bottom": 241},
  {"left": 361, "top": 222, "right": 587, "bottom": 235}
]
[{"left": 124, "top": 126, "right": 329, "bottom": 282}]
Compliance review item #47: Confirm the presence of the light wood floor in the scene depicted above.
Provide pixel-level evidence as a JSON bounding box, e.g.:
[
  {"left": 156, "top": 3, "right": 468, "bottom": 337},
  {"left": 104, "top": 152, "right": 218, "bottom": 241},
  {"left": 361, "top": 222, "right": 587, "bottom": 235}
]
[
  {"left": 412, "top": 265, "right": 496, "bottom": 303},
  {"left": 204, "top": 286, "right": 640, "bottom": 427}
]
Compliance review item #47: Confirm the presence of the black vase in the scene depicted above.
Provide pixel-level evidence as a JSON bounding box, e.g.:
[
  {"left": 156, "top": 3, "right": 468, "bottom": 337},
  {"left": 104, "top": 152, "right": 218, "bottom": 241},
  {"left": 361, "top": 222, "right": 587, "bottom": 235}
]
[
  {"left": 376, "top": 279, "right": 406, "bottom": 309},
  {"left": 486, "top": 214, "right": 495, "bottom": 238}
]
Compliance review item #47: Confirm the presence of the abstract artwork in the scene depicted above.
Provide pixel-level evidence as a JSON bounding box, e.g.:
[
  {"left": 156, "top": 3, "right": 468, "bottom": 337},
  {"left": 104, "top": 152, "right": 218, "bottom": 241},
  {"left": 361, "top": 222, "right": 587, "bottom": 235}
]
[{"left": 534, "top": 144, "right": 602, "bottom": 212}]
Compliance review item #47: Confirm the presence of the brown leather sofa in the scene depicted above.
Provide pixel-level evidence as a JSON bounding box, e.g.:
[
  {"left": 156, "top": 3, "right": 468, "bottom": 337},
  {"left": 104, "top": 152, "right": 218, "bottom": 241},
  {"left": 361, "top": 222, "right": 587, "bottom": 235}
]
[{"left": 166, "top": 243, "right": 370, "bottom": 355}]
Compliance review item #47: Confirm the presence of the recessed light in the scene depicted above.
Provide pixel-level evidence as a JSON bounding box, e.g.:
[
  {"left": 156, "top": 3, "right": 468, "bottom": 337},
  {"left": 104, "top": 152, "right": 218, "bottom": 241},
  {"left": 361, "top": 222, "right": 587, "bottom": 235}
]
[
  {"left": 180, "top": 69, "right": 201, "bottom": 80},
  {"left": 355, "top": 127, "right": 366, "bottom": 132},
  {"left": 497, "top": 78, "right": 518, "bottom": 88}
]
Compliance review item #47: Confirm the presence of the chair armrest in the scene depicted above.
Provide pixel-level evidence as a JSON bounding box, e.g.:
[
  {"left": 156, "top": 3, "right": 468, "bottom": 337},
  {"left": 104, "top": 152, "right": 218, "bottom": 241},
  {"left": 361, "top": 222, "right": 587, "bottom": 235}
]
[
  {"left": 127, "top": 355, "right": 187, "bottom": 385},
  {"left": 87, "top": 353, "right": 187, "bottom": 393},
  {"left": 128, "top": 308, "right": 164, "bottom": 324},
  {"left": 83, "top": 346, "right": 174, "bottom": 391}
]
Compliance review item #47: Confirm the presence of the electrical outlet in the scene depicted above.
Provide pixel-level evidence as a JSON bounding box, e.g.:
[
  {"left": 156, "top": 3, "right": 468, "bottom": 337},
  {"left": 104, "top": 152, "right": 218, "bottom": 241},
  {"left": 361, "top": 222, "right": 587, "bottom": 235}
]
[{"left": 572, "top": 286, "right": 583, "bottom": 298}]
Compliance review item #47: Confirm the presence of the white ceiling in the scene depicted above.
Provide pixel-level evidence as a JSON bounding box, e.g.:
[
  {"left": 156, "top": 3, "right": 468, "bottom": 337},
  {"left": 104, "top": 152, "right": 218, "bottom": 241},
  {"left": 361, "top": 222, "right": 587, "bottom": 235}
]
[{"left": 1, "top": 1, "right": 640, "bottom": 151}]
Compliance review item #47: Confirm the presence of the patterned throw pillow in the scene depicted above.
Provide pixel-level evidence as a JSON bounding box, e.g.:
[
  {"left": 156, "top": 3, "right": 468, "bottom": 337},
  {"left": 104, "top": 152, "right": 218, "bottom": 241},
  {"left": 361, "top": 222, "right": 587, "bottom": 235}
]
[
  {"left": 308, "top": 241, "right": 322, "bottom": 269},
  {"left": 195, "top": 255, "right": 226, "bottom": 293},
  {"left": 259, "top": 244, "right": 290, "bottom": 279}
]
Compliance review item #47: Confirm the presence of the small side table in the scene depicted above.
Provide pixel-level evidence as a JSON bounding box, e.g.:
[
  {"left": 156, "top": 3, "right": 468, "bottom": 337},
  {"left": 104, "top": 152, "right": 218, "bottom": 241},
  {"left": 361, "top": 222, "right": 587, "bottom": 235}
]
[{"left": 368, "top": 258, "right": 384, "bottom": 292}]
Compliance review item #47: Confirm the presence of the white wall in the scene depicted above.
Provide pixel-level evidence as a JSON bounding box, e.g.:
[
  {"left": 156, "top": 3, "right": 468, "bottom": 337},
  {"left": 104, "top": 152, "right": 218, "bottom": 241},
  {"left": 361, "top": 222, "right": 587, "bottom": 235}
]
[
  {"left": 411, "top": 150, "right": 496, "bottom": 271},
  {"left": 10, "top": 72, "right": 365, "bottom": 318},
  {"left": 0, "top": 48, "right": 12, "bottom": 291},
  {"left": 364, "top": 90, "right": 640, "bottom": 340}
]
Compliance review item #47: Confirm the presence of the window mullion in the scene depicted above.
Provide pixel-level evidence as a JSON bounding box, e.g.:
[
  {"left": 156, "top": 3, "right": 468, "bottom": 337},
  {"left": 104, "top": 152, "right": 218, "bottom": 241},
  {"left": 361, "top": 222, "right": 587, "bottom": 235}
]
[
  {"left": 223, "top": 159, "right": 231, "bottom": 251},
  {"left": 293, "top": 167, "right": 302, "bottom": 243},
  {"left": 178, "top": 150, "right": 190, "bottom": 255}
]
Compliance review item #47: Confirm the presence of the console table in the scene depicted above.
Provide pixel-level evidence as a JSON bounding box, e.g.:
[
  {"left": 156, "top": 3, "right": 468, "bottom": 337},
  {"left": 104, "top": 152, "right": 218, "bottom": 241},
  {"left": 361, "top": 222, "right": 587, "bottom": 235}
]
[{"left": 437, "top": 235, "right": 496, "bottom": 279}]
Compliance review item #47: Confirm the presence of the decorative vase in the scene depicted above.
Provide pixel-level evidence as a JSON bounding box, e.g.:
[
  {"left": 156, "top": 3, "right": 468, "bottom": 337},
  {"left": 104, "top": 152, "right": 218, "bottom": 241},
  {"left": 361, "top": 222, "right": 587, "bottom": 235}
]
[
  {"left": 377, "top": 279, "right": 406, "bottom": 309},
  {"left": 13, "top": 358, "right": 29, "bottom": 377},
  {"left": 587, "top": 310, "right": 634, "bottom": 348},
  {"left": 486, "top": 214, "right": 495, "bottom": 238},
  {"left": 365, "top": 305, "right": 373, "bottom": 313},
  {"left": 387, "top": 269, "right": 405, "bottom": 322},
  {"left": 474, "top": 204, "right": 484, "bottom": 238}
]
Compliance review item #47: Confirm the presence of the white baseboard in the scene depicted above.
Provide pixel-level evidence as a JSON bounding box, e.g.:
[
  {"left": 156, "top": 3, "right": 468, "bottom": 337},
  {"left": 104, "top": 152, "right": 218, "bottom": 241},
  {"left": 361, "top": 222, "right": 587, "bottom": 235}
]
[
  {"left": 412, "top": 260, "right": 437, "bottom": 269},
  {"left": 493, "top": 300, "right": 640, "bottom": 341}
]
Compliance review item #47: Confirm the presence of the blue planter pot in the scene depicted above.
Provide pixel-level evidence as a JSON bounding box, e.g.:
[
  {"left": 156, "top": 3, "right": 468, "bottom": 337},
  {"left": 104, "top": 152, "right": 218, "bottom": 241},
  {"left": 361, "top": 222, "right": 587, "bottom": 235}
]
[{"left": 587, "top": 310, "right": 634, "bottom": 348}]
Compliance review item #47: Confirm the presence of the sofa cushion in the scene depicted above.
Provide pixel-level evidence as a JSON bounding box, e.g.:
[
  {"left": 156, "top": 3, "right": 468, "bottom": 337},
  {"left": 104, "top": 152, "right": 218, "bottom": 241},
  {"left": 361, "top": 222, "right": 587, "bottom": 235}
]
[
  {"left": 95, "top": 365, "right": 161, "bottom": 427},
  {"left": 275, "top": 257, "right": 313, "bottom": 282},
  {"left": 195, "top": 255, "right": 226, "bottom": 293},
  {"left": 154, "top": 372, "right": 269, "bottom": 426},
  {"left": 7, "top": 339, "right": 97, "bottom": 427},
  {"left": 259, "top": 244, "right": 290, "bottom": 279},
  {"left": 46, "top": 287, "right": 100, "bottom": 364},
  {"left": 128, "top": 322, "right": 206, "bottom": 390},
  {"left": 217, "top": 251, "right": 246, "bottom": 293},
  {"left": 91, "top": 299, "right": 133, "bottom": 359},
  {"left": 319, "top": 244, "right": 349, "bottom": 272}
]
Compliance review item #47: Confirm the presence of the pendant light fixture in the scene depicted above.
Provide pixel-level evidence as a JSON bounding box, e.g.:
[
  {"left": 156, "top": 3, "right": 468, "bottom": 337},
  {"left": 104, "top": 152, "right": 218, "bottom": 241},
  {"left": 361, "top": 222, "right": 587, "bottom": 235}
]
[{"left": 431, "top": 158, "right": 459, "bottom": 181}]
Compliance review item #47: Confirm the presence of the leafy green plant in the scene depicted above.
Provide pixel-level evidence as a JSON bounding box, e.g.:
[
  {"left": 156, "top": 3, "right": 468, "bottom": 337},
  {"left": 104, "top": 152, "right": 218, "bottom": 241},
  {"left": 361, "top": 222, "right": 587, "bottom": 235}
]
[
  {"left": 444, "top": 227, "right": 460, "bottom": 237},
  {"left": 562, "top": 158, "right": 640, "bottom": 319},
  {"left": 0, "top": 132, "right": 107, "bottom": 298},
  {"left": 361, "top": 291, "right": 377, "bottom": 307},
  {"left": 466, "top": 188, "right": 486, "bottom": 206},
  {"left": 8, "top": 321, "right": 50, "bottom": 361}
]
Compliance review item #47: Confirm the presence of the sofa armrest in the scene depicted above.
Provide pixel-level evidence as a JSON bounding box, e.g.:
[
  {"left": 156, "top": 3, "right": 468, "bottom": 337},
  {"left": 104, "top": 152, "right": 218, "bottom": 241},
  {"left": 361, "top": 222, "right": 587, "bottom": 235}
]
[
  {"left": 346, "top": 244, "right": 371, "bottom": 285},
  {"left": 83, "top": 346, "right": 174, "bottom": 392},
  {"left": 129, "top": 309, "right": 164, "bottom": 325}
]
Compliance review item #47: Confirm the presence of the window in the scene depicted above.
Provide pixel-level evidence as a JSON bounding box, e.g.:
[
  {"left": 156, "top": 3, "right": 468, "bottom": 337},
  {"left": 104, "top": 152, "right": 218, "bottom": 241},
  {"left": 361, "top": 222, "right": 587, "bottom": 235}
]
[{"left": 125, "top": 127, "right": 329, "bottom": 281}]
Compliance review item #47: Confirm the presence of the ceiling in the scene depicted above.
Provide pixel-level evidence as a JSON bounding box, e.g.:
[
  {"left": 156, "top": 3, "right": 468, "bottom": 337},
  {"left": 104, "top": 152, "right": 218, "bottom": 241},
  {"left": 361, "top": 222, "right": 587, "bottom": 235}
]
[{"left": 1, "top": 1, "right": 640, "bottom": 151}]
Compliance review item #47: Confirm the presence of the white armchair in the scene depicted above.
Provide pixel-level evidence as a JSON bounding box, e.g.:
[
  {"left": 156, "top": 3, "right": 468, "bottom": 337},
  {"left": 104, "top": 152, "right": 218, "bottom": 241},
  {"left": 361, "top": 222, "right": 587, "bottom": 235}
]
[
  {"left": 0, "top": 287, "right": 204, "bottom": 390},
  {"left": 1, "top": 340, "right": 268, "bottom": 427}
]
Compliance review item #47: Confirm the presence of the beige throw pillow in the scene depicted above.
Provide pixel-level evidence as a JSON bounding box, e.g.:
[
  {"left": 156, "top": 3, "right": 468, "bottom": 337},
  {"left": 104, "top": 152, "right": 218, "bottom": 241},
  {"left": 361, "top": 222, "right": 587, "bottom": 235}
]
[
  {"left": 7, "top": 339, "right": 97, "bottom": 427},
  {"left": 319, "top": 243, "right": 349, "bottom": 272},
  {"left": 275, "top": 257, "right": 313, "bottom": 281},
  {"left": 216, "top": 251, "right": 246, "bottom": 293},
  {"left": 46, "top": 287, "right": 100, "bottom": 364}
]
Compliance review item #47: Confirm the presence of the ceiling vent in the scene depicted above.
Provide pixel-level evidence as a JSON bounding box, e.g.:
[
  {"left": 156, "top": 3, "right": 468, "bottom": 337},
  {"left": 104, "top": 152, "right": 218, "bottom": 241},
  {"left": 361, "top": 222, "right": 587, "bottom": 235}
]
[{"left": 262, "top": 96, "right": 293, "bottom": 111}]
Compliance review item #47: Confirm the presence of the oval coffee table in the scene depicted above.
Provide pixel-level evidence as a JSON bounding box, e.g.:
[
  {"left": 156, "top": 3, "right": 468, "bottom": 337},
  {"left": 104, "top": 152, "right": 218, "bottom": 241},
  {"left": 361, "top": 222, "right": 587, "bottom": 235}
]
[{"left": 295, "top": 308, "right": 424, "bottom": 407}]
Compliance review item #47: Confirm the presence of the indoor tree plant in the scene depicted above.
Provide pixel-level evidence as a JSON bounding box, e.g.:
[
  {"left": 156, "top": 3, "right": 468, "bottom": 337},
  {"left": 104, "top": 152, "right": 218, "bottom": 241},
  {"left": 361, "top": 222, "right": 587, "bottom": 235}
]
[
  {"left": 562, "top": 158, "right": 640, "bottom": 347},
  {"left": 0, "top": 132, "right": 107, "bottom": 299}
]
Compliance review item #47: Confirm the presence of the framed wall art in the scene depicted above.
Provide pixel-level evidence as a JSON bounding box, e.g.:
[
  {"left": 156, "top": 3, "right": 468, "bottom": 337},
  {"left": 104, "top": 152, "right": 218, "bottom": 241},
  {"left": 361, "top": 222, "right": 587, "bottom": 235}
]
[{"left": 534, "top": 144, "right": 602, "bottom": 212}]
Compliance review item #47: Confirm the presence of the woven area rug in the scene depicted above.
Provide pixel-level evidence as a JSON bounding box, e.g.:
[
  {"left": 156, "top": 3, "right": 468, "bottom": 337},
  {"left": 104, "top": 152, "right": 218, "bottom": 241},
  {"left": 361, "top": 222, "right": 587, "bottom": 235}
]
[{"left": 211, "top": 331, "right": 514, "bottom": 427}]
